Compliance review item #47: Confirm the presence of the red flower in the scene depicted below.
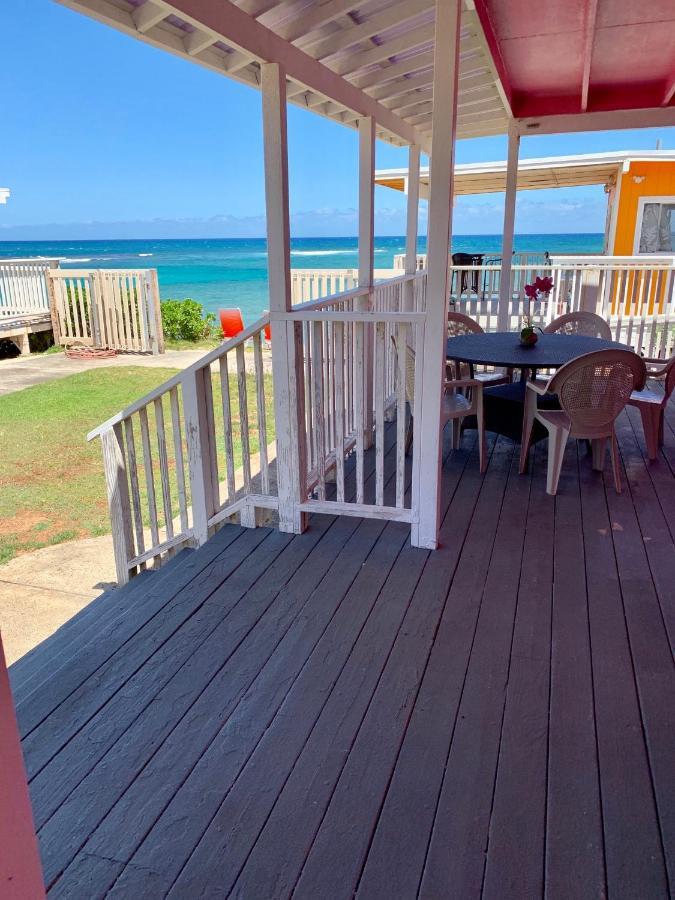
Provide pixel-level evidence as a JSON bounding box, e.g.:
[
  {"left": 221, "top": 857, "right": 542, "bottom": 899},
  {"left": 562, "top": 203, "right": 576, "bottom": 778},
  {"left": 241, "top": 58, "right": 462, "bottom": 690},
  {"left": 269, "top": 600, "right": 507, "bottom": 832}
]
[
  {"left": 535, "top": 275, "right": 554, "bottom": 294},
  {"left": 524, "top": 282, "right": 539, "bottom": 299}
]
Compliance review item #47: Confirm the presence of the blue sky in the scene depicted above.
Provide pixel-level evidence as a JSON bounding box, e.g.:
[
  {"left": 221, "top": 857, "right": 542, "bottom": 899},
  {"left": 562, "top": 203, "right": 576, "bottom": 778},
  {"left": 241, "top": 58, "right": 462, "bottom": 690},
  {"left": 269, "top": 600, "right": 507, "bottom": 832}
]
[{"left": 2, "top": 0, "right": 674, "bottom": 240}]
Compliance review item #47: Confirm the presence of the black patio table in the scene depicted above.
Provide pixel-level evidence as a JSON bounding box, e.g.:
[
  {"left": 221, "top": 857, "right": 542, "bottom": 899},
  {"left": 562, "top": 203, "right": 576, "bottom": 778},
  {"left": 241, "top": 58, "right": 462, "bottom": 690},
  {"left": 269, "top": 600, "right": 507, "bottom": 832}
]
[{"left": 446, "top": 331, "right": 629, "bottom": 443}]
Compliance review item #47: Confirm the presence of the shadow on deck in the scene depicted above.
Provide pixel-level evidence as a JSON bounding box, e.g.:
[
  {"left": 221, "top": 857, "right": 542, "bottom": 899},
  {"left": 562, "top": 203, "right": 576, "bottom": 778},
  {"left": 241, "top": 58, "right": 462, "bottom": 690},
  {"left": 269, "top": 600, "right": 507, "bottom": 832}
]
[{"left": 9, "top": 401, "right": 675, "bottom": 898}]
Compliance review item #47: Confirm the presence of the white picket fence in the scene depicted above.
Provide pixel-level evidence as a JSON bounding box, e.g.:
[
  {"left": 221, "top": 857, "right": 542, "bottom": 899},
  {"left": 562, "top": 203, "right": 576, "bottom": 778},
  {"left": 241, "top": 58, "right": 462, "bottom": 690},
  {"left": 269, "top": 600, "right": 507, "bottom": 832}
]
[
  {"left": 0, "top": 259, "right": 56, "bottom": 319},
  {"left": 90, "top": 272, "right": 427, "bottom": 584},
  {"left": 48, "top": 268, "right": 164, "bottom": 353}
]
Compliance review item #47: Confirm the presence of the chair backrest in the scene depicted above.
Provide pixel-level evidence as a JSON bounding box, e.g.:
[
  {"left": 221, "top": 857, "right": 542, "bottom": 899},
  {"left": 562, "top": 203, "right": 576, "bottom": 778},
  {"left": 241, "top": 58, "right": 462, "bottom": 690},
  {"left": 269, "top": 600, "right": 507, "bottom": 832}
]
[
  {"left": 544, "top": 311, "right": 612, "bottom": 340},
  {"left": 661, "top": 355, "right": 675, "bottom": 402},
  {"left": 451, "top": 252, "right": 473, "bottom": 266},
  {"left": 548, "top": 349, "right": 647, "bottom": 436},
  {"left": 391, "top": 335, "right": 416, "bottom": 405},
  {"left": 447, "top": 311, "right": 483, "bottom": 338}
]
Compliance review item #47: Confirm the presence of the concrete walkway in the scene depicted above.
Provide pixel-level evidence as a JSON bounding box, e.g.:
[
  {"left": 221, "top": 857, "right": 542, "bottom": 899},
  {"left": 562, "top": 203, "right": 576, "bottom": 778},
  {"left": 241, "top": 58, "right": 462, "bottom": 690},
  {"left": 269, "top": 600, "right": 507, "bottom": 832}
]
[
  {"left": 0, "top": 535, "right": 118, "bottom": 664},
  {"left": 0, "top": 348, "right": 211, "bottom": 396}
]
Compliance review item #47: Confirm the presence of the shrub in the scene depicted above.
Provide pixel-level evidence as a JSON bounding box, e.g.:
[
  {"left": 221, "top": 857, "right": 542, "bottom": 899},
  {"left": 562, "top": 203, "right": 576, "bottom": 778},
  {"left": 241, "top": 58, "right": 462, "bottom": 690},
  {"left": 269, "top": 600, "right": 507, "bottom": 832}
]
[{"left": 160, "top": 298, "right": 215, "bottom": 342}]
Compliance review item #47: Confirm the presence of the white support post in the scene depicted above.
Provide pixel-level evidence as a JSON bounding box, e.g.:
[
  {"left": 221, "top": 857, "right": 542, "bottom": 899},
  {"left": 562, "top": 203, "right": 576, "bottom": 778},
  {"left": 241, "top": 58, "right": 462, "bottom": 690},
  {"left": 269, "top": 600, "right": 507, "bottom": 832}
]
[
  {"left": 183, "top": 366, "right": 219, "bottom": 546},
  {"left": 262, "top": 62, "right": 307, "bottom": 534},
  {"left": 411, "top": 0, "right": 462, "bottom": 550},
  {"left": 358, "top": 116, "right": 375, "bottom": 447},
  {"left": 404, "top": 143, "right": 421, "bottom": 311},
  {"left": 498, "top": 123, "right": 520, "bottom": 332},
  {"left": 101, "top": 424, "right": 135, "bottom": 585}
]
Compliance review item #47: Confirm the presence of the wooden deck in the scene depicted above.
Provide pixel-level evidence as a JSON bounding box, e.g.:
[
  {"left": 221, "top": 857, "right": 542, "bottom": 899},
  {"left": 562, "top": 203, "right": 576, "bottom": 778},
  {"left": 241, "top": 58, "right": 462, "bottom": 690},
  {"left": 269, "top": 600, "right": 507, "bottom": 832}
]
[{"left": 10, "top": 400, "right": 675, "bottom": 899}]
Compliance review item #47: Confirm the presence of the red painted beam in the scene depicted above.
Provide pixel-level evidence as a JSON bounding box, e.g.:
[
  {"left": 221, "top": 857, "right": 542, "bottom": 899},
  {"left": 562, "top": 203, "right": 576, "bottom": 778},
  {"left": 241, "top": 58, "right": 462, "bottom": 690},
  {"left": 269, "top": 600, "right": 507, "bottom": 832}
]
[
  {"left": 664, "top": 71, "right": 675, "bottom": 106},
  {"left": 580, "top": 0, "right": 598, "bottom": 111},
  {"left": 0, "top": 636, "right": 45, "bottom": 899},
  {"left": 472, "top": 0, "right": 513, "bottom": 111}
]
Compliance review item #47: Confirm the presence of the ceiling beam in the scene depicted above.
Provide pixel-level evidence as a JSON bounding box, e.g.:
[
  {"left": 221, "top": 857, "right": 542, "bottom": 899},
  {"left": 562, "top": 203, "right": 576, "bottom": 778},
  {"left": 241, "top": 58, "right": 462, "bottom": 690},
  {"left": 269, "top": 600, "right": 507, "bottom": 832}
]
[
  {"left": 274, "top": 0, "right": 363, "bottom": 43},
  {"left": 580, "top": 0, "right": 598, "bottom": 111},
  {"left": 183, "top": 29, "right": 216, "bottom": 56},
  {"left": 60, "top": 0, "right": 425, "bottom": 148},
  {"left": 351, "top": 50, "right": 435, "bottom": 90},
  {"left": 332, "top": 24, "right": 436, "bottom": 78},
  {"left": 469, "top": 0, "right": 512, "bottom": 114},
  {"left": 132, "top": 0, "right": 168, "bottom": 34},
  {"left": 303, "top": 0, "right": 432, "bottom": 62},
  {"left": 516, "top": 106, "right": 675, "bottom": 136},
  {"left": 663, "top": 71, "right": 675, "bottom": 106}
]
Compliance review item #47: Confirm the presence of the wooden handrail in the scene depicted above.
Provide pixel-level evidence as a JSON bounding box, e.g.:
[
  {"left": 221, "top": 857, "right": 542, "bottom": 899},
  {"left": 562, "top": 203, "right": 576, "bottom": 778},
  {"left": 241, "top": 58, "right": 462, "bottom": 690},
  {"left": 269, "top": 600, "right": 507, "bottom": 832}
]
[{"left": 87, "top": 314, "right": 271, "bottom": 440}]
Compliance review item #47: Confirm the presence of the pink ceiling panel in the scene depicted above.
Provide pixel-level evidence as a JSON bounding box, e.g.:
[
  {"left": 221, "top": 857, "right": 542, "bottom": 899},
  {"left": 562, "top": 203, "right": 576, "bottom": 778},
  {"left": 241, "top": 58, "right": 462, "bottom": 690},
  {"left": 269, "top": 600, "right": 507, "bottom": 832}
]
[
  {"left": 483, "top": 0, "right": 585, "bottom": 40},
  {"left": 591, "top": 21, "right": 674, "bottom": 83},
  {"left": 595, "top": 0, "right": 675, "bottom": 28},
  {"left": 475, "top": 0, "right": 675, "bottom": 115}
]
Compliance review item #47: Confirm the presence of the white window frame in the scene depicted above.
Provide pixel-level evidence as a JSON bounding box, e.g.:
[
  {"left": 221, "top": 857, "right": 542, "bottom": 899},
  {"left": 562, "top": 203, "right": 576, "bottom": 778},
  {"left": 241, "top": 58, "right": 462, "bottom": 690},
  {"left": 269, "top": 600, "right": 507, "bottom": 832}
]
[{"left": 633, "top": 195, "right": 675, "bottom": 255}]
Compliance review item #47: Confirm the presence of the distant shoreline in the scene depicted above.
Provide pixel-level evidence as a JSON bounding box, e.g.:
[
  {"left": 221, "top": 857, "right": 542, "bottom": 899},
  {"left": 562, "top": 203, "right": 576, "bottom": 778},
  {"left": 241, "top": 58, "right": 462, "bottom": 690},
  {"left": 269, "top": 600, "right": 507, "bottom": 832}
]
[{"left": 0, "top": 235, "right": 605, "bottom": 321}]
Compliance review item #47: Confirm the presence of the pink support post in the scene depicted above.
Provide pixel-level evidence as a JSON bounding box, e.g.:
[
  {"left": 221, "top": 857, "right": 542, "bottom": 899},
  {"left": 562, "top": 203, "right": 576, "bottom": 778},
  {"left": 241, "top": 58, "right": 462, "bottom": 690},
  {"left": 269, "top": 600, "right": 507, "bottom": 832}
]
[{"left": 0, "top": 635, "right": 45, "bottom": 899}]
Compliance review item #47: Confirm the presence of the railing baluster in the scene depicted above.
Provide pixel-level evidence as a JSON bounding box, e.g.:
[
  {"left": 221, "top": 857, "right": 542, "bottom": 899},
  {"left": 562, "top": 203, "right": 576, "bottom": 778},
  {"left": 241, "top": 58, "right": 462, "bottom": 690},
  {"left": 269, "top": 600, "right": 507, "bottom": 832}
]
[
  {"left": 218, "top": 355, "right": 237, "bottom": 503},
  {"left": 124, "top": 417, "right": 146, "bottom": 569},
  {"left": 334, "top": 321, "right": 346, "bottom": 503},
  {"left": 374, "top": 320, "right": 385, "bottom": 506},
  {"left": 396, "top": 322, "right": 407, "bottom": 509},
  {"left": 101, "top": 424, "right": 134, "bottom": 585},
  {"left": 154, "top": 396, "right": 174, "bottom": 542},
  {"left": 169, "top": 386, "right": 189, "bottom": 533},
  {"left": 253, "top": 331, "right": 270, "bottom": 495},
  {"left": 138, "top": 406, "right": 160, "bottom": 551},
  {"left": 235, "top": 343, "right": 251, "bottom": 494},
  {"left": 312, "top": 320, "right": 326, "bottom": 501}
]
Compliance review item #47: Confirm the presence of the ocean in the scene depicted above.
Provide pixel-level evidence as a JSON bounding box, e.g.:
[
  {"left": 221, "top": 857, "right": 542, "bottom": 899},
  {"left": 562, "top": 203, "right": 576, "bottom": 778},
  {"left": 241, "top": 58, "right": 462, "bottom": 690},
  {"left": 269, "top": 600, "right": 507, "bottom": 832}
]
[{"left": 0, "top": 235, "right": 603, "bottom": 324}]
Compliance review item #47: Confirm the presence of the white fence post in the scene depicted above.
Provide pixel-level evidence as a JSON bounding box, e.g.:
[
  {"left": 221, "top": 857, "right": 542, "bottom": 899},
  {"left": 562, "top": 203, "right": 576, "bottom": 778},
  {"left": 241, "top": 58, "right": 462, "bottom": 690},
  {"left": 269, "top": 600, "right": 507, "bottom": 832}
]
[
  {"left": 101, "top": 424, "right": 135, "bottom": 585},
  {"left": 412, "top": 0, "right": 461, "bottom": 549},
  {"left": 359, "top": 116, "right": 375, "bottom": 448},
  {"left": 498, "top": 124, "right": 520, "bottom": 332},
  {"left": 183, "top": 366, "right": 218, "bottom": 546},
  {"left": 262, "top": 62, "right": 307, "bottom": 533}
]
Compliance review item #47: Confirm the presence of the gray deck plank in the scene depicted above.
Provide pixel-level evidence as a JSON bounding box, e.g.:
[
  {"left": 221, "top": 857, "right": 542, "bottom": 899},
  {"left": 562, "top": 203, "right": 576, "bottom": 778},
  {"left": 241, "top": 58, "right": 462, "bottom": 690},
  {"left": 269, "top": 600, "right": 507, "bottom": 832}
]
[
  {"left": 231, "top": 438, "right": 476, "bottom": 900},
  {"left": 481, "top": 447, "right": 553, "bottom": 900},
  {"left": 22, "top": 525, "right": 270, "bottom": 776},
  {"left": 293, "top": 439, "right": 516, "bottom": 900},
  {"left": 602, "top": 454, "right": 675, "bottom": 894},
  {"left": 17, "top": 524, "right": 246, "bottom": 739},
  {"left": 544, "top": 443, "right": 605, "bottom": 898},
  {"left": 412, "top": 445, "right": 532, "bottom": 899},
  {"left": 31, "top": 528, "right": 295, "bottom": 831},
  {"left": 11, "top": 410, "right": 672, "bottom": 900},
  {"left": 579, "top": 447, "right": 669, "bottom": 898}
]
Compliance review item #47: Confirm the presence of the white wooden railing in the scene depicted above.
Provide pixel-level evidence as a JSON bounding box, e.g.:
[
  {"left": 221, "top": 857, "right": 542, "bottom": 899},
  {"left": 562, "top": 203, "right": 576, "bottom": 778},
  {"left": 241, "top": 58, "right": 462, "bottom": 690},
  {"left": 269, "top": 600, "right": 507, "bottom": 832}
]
[
  {"left": 90, "top": 272, "right": 427, "bottom": 584},
  {"left": 88, "top": 316, "right": 274, "bottom": 584},
  {"left": 48, "top": 268, "right": 164, "bottom": 353},
  {"left": 450, "top": 258, "right": 675, "bottom": 358},
  {"left": 0, "top": 259, "right": 57, "bottom": 319}
]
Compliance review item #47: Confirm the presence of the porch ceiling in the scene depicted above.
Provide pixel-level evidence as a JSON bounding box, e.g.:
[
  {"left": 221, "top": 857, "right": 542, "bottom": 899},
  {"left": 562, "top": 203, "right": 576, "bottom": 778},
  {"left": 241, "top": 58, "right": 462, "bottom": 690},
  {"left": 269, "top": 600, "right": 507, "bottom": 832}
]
[{"left": 55, "top": 0, "right": 509, "bottom": 148}]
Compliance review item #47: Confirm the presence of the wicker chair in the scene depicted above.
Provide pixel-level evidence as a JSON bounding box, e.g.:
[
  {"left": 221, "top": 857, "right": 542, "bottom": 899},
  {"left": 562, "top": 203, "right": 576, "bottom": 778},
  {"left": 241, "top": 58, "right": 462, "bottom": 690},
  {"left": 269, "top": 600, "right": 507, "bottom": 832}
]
[
  {"left": 519, "top": 349, "right": 646, "bottom": 495},
  {"left": 392, "top": 335, "right": 486, "bottom": 472},
  {"left": 627, "top": 354, "right": 675, "bottom": 459},
  {"left": 447, "top": 312, "right": 511, "bottom": 385},
  {"left": 544, "top": 311, "right": 612, "bottom": 340}
]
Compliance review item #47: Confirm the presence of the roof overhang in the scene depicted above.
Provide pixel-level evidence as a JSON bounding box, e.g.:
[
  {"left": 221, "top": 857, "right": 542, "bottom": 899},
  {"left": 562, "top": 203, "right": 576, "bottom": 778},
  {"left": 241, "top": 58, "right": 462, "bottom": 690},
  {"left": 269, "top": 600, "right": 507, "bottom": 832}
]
[
  {"left": 376, "top": 150, "right": 675, "bottom": 197},
  {"left": 54, "top": 0, "right": 675, "bottom": 148}
]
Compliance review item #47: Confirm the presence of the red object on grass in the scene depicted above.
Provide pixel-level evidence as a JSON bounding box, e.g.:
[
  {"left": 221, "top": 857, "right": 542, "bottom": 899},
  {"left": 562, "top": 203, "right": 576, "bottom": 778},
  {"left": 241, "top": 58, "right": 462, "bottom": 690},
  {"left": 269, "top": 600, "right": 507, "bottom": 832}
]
[
  {"left": 264, "top": 319, "right": 271, "bottom": 341},
  {"left": 219, "top": 308, "right": 245, "bottom": 339}
]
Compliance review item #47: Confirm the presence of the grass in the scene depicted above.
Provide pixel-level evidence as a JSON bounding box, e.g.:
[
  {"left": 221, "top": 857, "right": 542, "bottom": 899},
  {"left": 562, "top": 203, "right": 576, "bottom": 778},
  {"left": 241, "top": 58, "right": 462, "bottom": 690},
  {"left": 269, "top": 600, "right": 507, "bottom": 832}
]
[{"left": 0, "top": 365, "right": 275, "bottom": 565}]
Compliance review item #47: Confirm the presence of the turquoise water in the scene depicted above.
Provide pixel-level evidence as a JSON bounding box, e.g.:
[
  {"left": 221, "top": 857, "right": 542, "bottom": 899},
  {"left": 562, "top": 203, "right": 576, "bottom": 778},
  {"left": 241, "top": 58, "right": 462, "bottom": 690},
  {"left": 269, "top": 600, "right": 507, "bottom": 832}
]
[{"left": 0, "top": 235, "right": 603, "bottom": 323}]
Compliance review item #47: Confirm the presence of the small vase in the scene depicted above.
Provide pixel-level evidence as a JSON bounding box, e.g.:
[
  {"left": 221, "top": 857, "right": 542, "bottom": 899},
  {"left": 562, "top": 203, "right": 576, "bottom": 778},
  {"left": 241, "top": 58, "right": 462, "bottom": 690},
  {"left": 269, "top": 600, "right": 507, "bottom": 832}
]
[{"left": 520, "top": 325, "right": 538, "bottom": 347}]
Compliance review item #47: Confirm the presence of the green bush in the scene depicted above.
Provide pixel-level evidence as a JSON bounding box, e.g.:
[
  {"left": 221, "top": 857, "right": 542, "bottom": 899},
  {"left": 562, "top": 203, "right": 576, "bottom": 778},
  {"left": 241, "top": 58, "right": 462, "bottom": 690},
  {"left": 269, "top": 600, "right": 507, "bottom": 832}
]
[{"left": 160, "top": 298, "right": 215, "bottom": 342}]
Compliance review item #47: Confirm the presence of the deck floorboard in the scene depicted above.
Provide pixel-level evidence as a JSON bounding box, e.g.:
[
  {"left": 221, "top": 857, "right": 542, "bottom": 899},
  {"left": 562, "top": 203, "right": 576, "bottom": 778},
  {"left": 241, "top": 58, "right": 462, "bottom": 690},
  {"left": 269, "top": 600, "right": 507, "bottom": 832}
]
[{"left": 12, "top": 410, "right": 674, "bottom": 899}]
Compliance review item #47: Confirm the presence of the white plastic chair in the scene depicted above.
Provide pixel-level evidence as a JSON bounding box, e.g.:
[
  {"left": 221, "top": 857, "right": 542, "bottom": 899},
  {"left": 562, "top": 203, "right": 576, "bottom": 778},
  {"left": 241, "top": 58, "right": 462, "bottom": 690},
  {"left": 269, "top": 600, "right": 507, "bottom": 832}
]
[
  {"left": 544, "top": 310, "right": 612, "bottom": 340},
  {"left": 447, "top": 311, "right": 511, "bottom": 385},
  {"left": 519, "top": 349, "right": 646, "bottom": 495},
  {"left": 627, "top": 354, "right": 675, "bottom": 459},
  {"left": 392, "top": 335, "right": 487, "bottom": 473}
]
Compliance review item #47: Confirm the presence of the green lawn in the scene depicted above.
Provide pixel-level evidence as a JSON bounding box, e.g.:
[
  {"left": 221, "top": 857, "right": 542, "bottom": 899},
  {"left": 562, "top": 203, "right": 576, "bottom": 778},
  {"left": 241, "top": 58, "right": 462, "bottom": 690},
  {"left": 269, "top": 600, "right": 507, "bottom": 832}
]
[{"left": 0, "top": 366, "right": 275, "bottom": 565}]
